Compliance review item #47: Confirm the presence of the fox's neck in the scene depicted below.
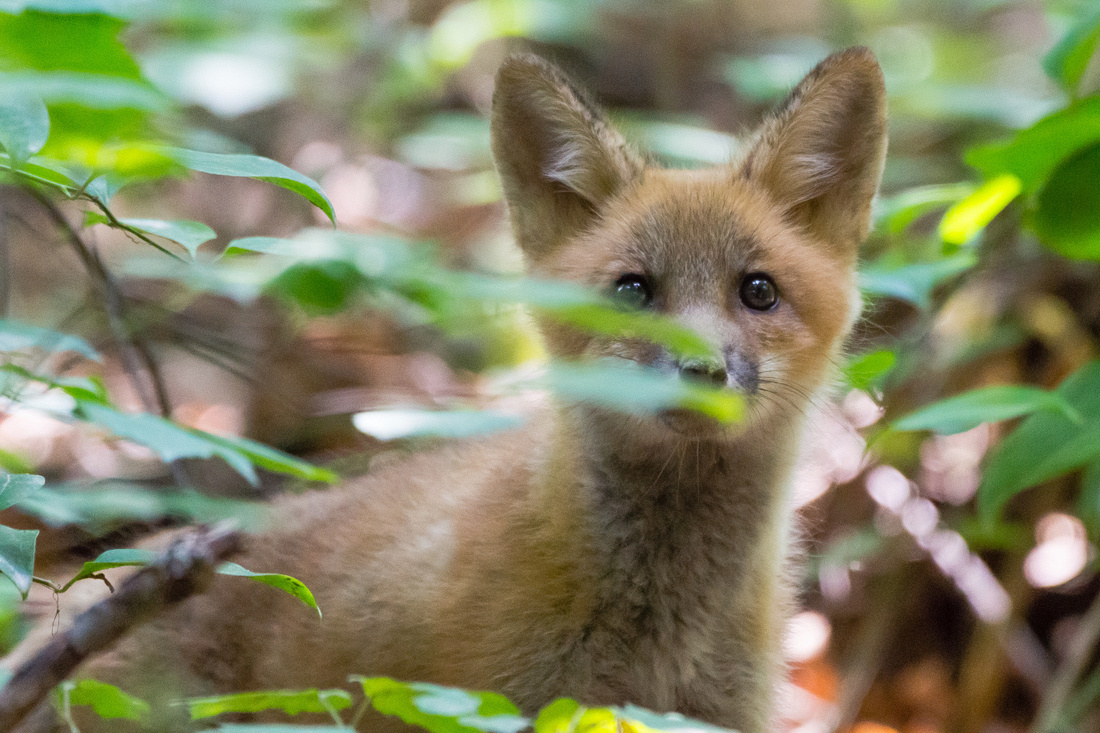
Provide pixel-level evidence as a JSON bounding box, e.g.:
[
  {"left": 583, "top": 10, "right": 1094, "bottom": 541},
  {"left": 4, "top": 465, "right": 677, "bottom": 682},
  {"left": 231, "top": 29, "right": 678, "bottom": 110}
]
[{"left": 552, "top": 405, "right": 802, "bottom": 635}]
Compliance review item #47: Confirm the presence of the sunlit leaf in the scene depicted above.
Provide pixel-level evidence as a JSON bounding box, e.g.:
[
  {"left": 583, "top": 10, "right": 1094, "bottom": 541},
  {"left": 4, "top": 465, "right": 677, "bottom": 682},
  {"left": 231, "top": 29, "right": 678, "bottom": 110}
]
[
  {"left": 356, "top": 677, "right": 528, "bottom": 733},
  {"left": 615, "top": 705, "right": 731, "bottom": 732},
  {"left": 61, "top": 679, "right": 149, "bottom": 722},
  {"left": 875, "top": 183, "right": 974, "bottom": 235},
  {"left": 893, "top": 385, "right": 1079, "bottom": 435},
  {"left": 0, "top": 72, "right": 165, "bottom": 110},
  {"left": 938, "top": 174, "right": 1021, "bottom": 246},
  {"left": 1043, "top": 5, "right": 1100, "bottom": 95},
  {"left": 0, "top": 524, "right": 37, "bottom": 597},
  {"left": 188, "top": 688, "right": 351, "bottom": 720},
  {"left": 533, "top": 699, "right": 582, "bottom": 733},
  {"left": 979, "top": 361, "right": 1100, "bottom": 524},
  {"left": 59, "top": 548, "right": 157, "bottom": 591},
  {"left": 0, "top": 92, "right": 47, "bottom": 163},
  {"left": 0, "top": 318, "right": 100, "bottom": 360},
  {"left": 0, "top": 473, "right": 43, "bottom": 510},
  {"left": 217, "top": 562, "right": 321, "bottom": 617},
  {"left": 162, "top": 147, "right": 335, "bottom": 224},
  {"left": 84, "top": 211, "right": 216, "bottom": 259},
  {"left": 353, "top": 409, "right": 523, "bottom": 441}
]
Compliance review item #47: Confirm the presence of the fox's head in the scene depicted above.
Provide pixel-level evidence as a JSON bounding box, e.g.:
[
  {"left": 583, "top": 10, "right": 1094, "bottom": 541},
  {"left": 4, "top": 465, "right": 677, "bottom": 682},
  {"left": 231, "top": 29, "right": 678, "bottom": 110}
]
[{"left": 491, "top": 50, "right": 886, "bottom": 439}]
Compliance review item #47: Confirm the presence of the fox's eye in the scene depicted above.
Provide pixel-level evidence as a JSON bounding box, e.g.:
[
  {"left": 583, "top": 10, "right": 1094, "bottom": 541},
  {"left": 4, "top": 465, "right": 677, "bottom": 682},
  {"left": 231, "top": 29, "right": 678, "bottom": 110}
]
[
  {"left": 740, "top": 273, "right": 778, "bottom": 311},
  {"left": 612, "top": 274, "right": 652, "bottom": 309}
]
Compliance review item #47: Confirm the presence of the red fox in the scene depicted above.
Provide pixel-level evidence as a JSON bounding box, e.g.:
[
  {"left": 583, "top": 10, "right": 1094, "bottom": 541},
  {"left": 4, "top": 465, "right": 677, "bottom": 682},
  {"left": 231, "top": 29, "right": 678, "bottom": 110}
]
[{"left": 11, "top": 48, "right": 886, "bottom": 732}]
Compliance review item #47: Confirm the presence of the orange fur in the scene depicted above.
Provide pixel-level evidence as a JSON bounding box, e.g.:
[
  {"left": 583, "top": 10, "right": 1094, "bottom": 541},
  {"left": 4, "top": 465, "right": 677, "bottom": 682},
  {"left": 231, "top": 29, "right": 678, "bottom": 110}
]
[{"left": 8, "top": 49, "right": 886, "bottom": 733}]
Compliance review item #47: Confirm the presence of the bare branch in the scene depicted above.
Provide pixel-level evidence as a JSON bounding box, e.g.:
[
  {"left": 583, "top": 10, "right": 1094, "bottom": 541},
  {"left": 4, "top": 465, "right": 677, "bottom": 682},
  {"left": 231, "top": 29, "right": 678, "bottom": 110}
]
[{"left": 0, "top": 524, "right": 242, "bottom": 731}]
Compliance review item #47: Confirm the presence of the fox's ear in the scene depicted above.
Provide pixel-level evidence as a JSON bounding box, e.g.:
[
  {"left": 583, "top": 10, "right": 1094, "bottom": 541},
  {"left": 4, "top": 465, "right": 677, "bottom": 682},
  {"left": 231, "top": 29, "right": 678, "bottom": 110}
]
[
  {"left": 491, "top": 54, "right": 642, "bottom": 260},
  {"left": 743, "top": 47, "right": 887, "bottom": 257}
]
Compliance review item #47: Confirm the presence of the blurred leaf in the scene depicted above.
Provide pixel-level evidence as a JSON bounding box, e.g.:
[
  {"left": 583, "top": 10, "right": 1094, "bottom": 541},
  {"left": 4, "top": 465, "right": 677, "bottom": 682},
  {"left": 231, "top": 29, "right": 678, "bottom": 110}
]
[
  {"left": 938, "top": 174, "right": 1021, "bottom": 246},
  {"left": 542, "top": 360, "right": 743, "bottom": 424},
  {"left": 542, "top": 302, "right": 715, "bottom": 362},
  {"left": 843, "top": 349, "right": 896, "bottom": 391},
  {"left": 188, "top": 688, "right": 351, "bottom": 720},
  {"left": 0, "top": 318, "right": 99, "bottom": 359},
  {"left": 0, "top": 152, "right": 78, "bottom": 191},
  {"left": 1043, "top": 5, "right": 1100, "bottom": 95},
  {"left": 212, "top": 726, "right": 347, "bottom": 732},
  {"left": 0, "top": 524, "right": 37, "bottom": 597},
  {"left": 397, "top": 113, "right": 491, "bottom": 171},
  {"left": 0, "top": 91, "right": 47, "bottom": 162},
  {"left": 859, "top": 251, "right": 978, "bottom": 308},
  {"left": 0, "top": 10, "right": 140, "bottom": 77},
  {"left": 221, "top": 236, "right": 302, "bottom": 258},
  {"left": 59, "top": 548, "right": 156, "bottom": 591},
  {"left": 979, "top": 361, "right": 1100, "bottom": 524},
  {"left": 198, "top": 433, "right": 337, "bottom": 484},
  {"left": 0, "top": 72, "right": 164, "bottom": 110},
  {"left": 618, "top": 117, "right": 737, "bottom": 166},
  {"left": 615, "top": 705, "right": 731, "bottom": 732},
  {"left": 353, "top": 409, "right": 523, "bottom": 441},
  {"left": 0, "top": 472, "right": 43, "bottom": 510},
  {"left": 893, "top": 385, "right": 1078, "bottom": 435},
  {"left": 1078, "top": 458, "right": 1100, "bottom": 538},
  {"left": 61, "top": 679, "right": 149, "bottom": 722},
  {"left": 216, "top": 562, "right": 321, "bottom": 617},
  {"left": 875, "top": 183, "right": 974, "bottom": 235},
  {"left": 356, "top": 677, "right": 528, "bottom": 733},
  {"left": 15, "top": 483, "right": 269, "bottom": 534},
  {"left": 533, "top": 699, "right": 581, "bottom": 733},
  {"left": 162, "top": 147, "right": 335, "bottom": 224},
  {"left": 1033, "top": 143, "right": 1100, "bottom": 260},
  {"left": 84, "top": 211, "right": 216, "bottom": 259},
  {"left": 967, "top": 96, "right": 1100, "bottom": 193},
  {"left": 268, "top": 260, "right": 364, "bottom": 314},
  {"left": 74, "top": 402, "right": 259, "bottom": 485}
]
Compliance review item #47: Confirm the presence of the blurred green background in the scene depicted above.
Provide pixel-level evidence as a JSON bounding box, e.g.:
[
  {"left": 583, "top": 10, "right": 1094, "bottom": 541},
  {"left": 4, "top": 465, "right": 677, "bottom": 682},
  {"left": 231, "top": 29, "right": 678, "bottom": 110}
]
[{"left": 2, "top": 0, "right": 1100, "bottom": 731}]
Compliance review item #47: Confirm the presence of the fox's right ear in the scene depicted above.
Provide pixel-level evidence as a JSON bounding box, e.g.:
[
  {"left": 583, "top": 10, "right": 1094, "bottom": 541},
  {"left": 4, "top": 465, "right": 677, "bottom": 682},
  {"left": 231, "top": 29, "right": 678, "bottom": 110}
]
[{"left": 491, "top": 55, "right": 642, "bottom": 260}]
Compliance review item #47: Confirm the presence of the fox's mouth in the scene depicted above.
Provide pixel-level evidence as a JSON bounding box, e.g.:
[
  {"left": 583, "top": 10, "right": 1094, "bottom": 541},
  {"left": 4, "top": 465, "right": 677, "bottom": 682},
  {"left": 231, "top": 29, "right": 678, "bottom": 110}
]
[{"left": 659, "top": 406, "right": 740, "bottom": 439}]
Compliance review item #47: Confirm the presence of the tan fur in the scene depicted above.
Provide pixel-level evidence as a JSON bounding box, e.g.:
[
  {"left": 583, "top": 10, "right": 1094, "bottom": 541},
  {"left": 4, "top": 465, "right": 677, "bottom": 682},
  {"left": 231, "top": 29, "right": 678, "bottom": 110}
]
[{"left": 8, "top": 49, "right": 886, "bottom": 733}]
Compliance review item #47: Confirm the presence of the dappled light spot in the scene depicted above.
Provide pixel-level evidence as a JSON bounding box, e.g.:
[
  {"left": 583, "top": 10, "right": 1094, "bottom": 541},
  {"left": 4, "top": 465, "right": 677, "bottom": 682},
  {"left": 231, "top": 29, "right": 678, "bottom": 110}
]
[
  {"left": 1024, "top": 513, "right": 1089, "bottom": 588},
  {"left": 784, "top": 611, "right": 832, "bottom": 663}
]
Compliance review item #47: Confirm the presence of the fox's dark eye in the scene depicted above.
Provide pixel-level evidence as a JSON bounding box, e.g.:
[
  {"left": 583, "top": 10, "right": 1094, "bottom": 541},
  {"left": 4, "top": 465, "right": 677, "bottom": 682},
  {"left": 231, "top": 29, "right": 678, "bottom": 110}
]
[
  {"left": 612, "top": 274, "right": 652, "bottom": 309},
  {"left": 740, "top": 273, "right": 778, "bottom": 311}
]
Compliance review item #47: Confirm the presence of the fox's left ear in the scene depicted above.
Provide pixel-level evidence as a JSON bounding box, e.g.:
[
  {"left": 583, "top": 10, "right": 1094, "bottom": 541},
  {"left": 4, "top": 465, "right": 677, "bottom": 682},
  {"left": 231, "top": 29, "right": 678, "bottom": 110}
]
[{"left": 743, "top": 47, "right": 887, "bottom": 258}]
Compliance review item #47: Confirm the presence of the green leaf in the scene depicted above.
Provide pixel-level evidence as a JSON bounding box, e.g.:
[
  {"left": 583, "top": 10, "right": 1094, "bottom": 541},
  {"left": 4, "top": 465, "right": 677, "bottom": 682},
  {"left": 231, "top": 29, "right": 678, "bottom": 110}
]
[
  {"left": 1032, "top": 143, "right": 1100, "bottom": 260},
  {"left": 352, "top": 409, "right": 523, "bottom": 441},
  {"left": 614, "top": 705, "right": 731, "bottom": 732},
  {"left": 74, "top": 402, "right": 259, "bottom": 484},
  {"left": 84, "top": 212, "right": 216, "bottom": 259},
  {"left": 356, "top": 677, "right": 528, "bottom": 733},
  {"left": 61, "top": 679, "right": 149, "bottom": 722},
  {"left": 268, "top": 260, "right": 365, "bottom": 314},
  {"left": 533, "top": 699, "right": 582, "bottom": 733},
  {"left": 0, "top": 318, "right": 99, "bottom": 359},
  {"left": 59, "top": 548, "right": 157, "bottom": 592},
  {"left": 1043, "top": 5, "right": 1100, "bottom": 94},
  {"left": 0, "top": 152, "right": 78, "bottom": 191},
  {"left": 1078, "top": 458, "right": 1100, "bottom": 538},
  {"left": 216, "top": 562, "right": 321, "bottom": 618},
  {"left": 188, "top": 688, "right": 351, "bottom": 720},
  {"left": 938, "top": 174, "right": 1021, "bottom": 246},
  {"left": 0, "top": 92, "right": 47, "bottom": 163},
  {"left": 979, "top": 361, "right": 1100, "bottom": 524},
  {"left": 162, "top": 148, "right": 335, "bottom": 225},
  {"left": 212, "top": 726, "right": 348, "bottom": 732},
  {"left": 543, "top": 360, "right": 743, "bottom": 424},
  {"left": 967, "top": 96, "right": 1100, "bottom": 193},
  {"left": 858, "top": 252, "right": 978, "bottom": 308},
  {"left": 843, "top": 350, "right": 896, "bottom": 392},
  {"left": 0, "top": 473, "right": 43, "bottom": 511},
  {"left": 875, "top": 183, "right": 975, "bottom": 235},
  {"left": 197, "top": 433, "right": 337, "bottom": 483},
  {"left": 0, "top": 524, "right": 36, "bottom": 597},
  {"left": 893, "top": 385, "right": 1079, "bottom": 435},
  {"left": 0, "top": 72, "right": 165, "bottom": 111}
]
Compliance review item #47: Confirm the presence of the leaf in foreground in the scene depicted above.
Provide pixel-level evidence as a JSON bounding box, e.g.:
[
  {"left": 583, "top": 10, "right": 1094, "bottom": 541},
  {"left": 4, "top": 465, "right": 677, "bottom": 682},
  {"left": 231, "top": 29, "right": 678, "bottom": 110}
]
[
  {"left": 356, "top": 677, "right": 528, "bottom": 733},
  {"left": 0, "top": 523, "right": 38, "bottom": 597},
  {"left": 61, "top": 679, "right": 149, "bottom": 722},
  {"left": 85, "top": 212, "right": 216, "bottom": 259},
  {"left": 0, "top": 318, "right": 100, "bottom": 360},
  {"left": 163, "top": 148, "right": 335, "bottom": 225},
  {"left": 217, "top": 562, "right": 321, "bottom": 617},
  {"left": 353, "top": 409, "right": 523, "bottom": 441},
  {"left": 893, "top": 385, "right": 1079, "bottom": 435},
  {"left": 0, "top": 473, "right": 44, "bottom": 510},
  {"left": 60, "top": 548, "right": 158, "bottom": 592},
  {"left": 188, "top": 688, "right": 351, "bottom": 720}
]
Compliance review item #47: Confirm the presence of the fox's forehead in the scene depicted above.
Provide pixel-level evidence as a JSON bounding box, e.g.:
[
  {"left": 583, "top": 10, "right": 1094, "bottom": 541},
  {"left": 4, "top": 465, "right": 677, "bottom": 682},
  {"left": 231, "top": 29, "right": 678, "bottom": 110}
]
[{"left": 601, "top": 167, "right": 799, "bottom": 274}]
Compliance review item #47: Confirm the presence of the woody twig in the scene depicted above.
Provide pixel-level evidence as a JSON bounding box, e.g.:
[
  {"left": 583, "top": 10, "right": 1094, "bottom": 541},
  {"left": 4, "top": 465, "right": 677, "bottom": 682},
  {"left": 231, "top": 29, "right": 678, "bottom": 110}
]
[{"left": 0, "top": 524, "right": 242, "bottom": 732}]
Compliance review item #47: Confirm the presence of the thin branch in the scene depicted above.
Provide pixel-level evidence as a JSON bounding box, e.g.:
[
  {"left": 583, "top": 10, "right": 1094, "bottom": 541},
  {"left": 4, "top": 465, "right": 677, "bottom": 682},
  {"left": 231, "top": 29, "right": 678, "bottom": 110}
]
[
  {"left": 1032, "top": 588, "right": 1100, "bottom": 733},
  {"left": 0, "top": 524, "right": 242, "bottom": 732}
]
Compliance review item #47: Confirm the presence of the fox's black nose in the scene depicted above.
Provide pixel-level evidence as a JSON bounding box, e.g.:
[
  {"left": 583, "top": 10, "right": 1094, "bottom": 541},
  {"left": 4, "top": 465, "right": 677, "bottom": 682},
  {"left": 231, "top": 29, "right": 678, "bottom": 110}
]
[{"left": 678, "top": 358, "right": 728, "bottom": 387}]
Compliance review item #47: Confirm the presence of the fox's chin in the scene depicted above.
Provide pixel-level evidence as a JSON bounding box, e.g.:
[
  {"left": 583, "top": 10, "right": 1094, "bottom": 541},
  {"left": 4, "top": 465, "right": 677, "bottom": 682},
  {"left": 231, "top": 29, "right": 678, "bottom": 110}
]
[{"left": 657, "top": 407, "right": 749, "bottom": 441}]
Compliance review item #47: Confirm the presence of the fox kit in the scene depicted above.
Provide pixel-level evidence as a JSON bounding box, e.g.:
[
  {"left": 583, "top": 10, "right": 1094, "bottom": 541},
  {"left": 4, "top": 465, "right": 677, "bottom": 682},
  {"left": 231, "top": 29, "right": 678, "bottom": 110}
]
[{"left": 12, "top": 48, "right": 886, "bottom": 732}]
